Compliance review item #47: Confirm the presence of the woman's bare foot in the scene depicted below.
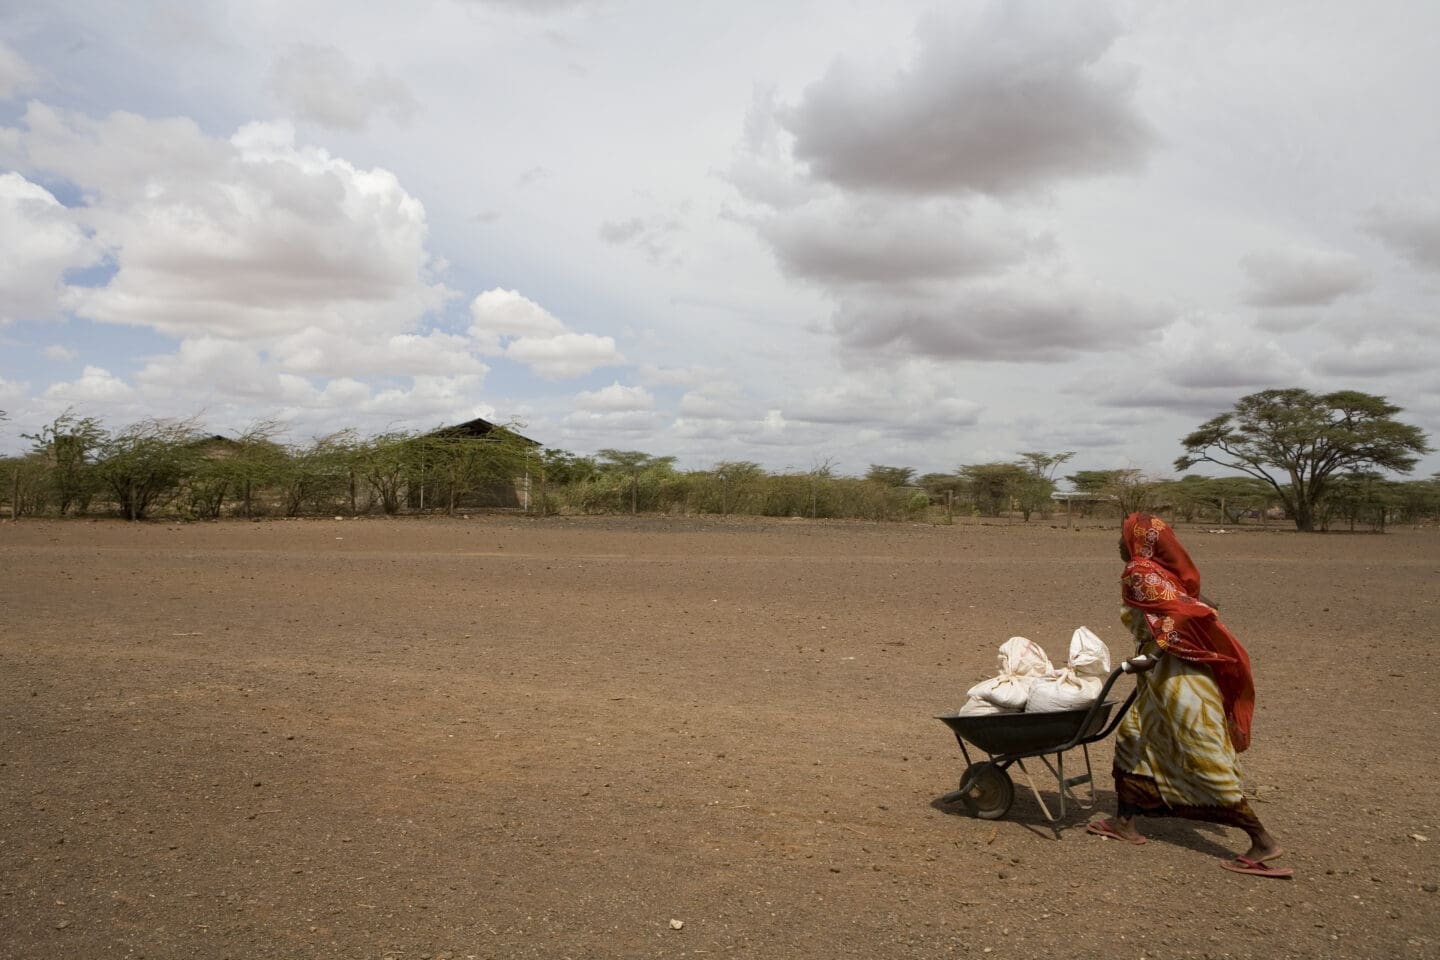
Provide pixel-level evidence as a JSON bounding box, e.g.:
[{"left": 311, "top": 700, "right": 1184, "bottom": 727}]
[
  {"left": 1087, "top": 817, "right": 1146, "bottom": 844},
  {"left": 1112, "top": 815, "right": 1145, "bottom": 843},
  {"left": 1242, "top": 827, "right": 1282, "bottom": 862}
]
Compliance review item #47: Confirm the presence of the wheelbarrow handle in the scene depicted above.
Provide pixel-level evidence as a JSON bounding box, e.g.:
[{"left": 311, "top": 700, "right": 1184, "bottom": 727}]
[
  {"left": 1093, "top": 664, "right": 1129, "bottom": 702},
  {"left": 1087, "top": 665, "right": 1141, "bottom": 744}
]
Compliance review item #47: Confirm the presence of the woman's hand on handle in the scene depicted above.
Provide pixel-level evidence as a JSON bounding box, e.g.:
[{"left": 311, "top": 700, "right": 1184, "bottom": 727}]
[{"left": 1121, "top": 654, "right": 1160, "bottom": 674}]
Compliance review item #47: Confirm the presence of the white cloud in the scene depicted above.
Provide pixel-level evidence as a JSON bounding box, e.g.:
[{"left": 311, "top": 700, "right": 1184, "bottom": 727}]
[
  {"left": 725, "top": 86, "right": 821, "bottom": 211},
  {"left": 679, "top": 390, "right": 748, "bottom": 420},
  {"left": 666, "top": 405, "right": 850, "bottom": 456},
  {"left": 129, "top": 332, "right": 491, "bottom": 420},
  {"left": 757, "top": 195, "right": 1041, "bottom": 287},
  {"left": 636, "top": 363, "right": 715, "bottom": 389},
  {"left": 598, "top": 218, "right": 645, "bottom": 245},
  {"left": 516, "top": 165, "right": 551, "bottom": 188},
  {"left": 271, "top": 328, "right": 488, "bottom": 377},
  {"left": 42, "top": 365, "right": 135, "bottom": 404},
  {"left": 288, "top": 376, "right": 370, "bottom": 411},
  {"left": 575, "top": 381, "right": 653, "bottom": 412},
  {"left": 135, "top": 338, "right": 281, "bottom": 400},
  {"left": 1080, "top": 320, "right": 1306, "bottom": 415},
  {"left": 782, "top": 369, "right": 984, "bottom": 441},
  {"left": 1366, "top": 201, "right": 1440, "bottom": 272},
  {"left": 0, "top": 173, "right": 101, "bottom": 324},
  {"left": 43, "top": 344, "right": 78, "bottom": 361},
  {"left": 1241, "top": 247, "right": 1371, "bottom": 307},
  {"left": 722, "top": 3, "right": 1161, "bottom": 376},
  {"left": 257, "top": 372, "right": 492, "bottom": 434},
  {"left": 468, "top": 288, "right": 567, "bottom": 350},
  {"left": 780, "top": 1, "right": 1153, "bottom": 196},
  {"left": 830, "top": 275, "right": 1165, "bottom": 364},
  {"left": 468, "top": 288, "right": 624, "bottom": 379},
  {"left": 669, "top": 416, "right": 743, "bottom": 443},
  {"left": 505, "top": 332, "right": 622, "bottom": 379},
  {"left": 269, "top": 43, "right": 419, "bottom": 132},
  {"left": 3, "top": 105, "right": 450, "bottom": 340},
  {"left": 456, "top": 0, "right": 594, "bottom": 13},
  {"left": 1252, "top": 309, "right": 1325, "bottom": 335},
  {"left": 1156, "top": 321, "right": 1306, "bottom": 390},
  {"left": 0, "top": 375, "right": 28, "bottom": 409},
  {"left": 598, "top": 214, "right": 680, "bottom": 263},
  {"left": 559, "top": 408, "right": 666, "bottom": 436},
  {"left": 1312, "top": 338, "right": 1439, "bottom": 378},
  {"left": 0, "top": 38, "right": 35, "bottom": 100},
  {"left": 365, "top": 374, "right": 485, "bottom": 420}
]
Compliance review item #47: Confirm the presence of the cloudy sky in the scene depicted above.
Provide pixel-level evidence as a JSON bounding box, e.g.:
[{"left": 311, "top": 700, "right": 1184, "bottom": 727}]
[{"left": 2, "top": 0, "right": 1437, "bottom": 479}]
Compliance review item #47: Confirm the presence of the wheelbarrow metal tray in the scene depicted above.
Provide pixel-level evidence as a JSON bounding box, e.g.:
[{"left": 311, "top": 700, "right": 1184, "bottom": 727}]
[{"left": 936, "top": 701, "right": 1116, "bottom": 756}]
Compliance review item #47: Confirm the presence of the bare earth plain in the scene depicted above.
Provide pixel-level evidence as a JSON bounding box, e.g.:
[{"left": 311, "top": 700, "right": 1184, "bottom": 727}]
[{"left": 2, "top": 515, "right": 1438, "bottom": 960}]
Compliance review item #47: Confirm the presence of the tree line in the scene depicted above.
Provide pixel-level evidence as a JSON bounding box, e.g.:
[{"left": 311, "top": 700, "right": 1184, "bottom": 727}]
[
  {"left": 1, "top": 389, "right": 1434, "bottom": 530},
  {"left": 1, "top": 413, "right": 537, "bottom": 522}
]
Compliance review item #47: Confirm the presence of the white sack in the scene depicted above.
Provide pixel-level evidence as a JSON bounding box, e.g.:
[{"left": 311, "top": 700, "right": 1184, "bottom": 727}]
[
  {"left": 997, "top": 636, "right": 1053, "bottom": 677},
  {"left": 1025, "top": 671, "right": 1103, "bottom": 712},
  {"left": 1024, "top": 627, "right": 1112, "bottom": 713},
  {"left": 1067, "top": 626, "right": 1111, "bottom": 677},
  {"left": 956, "top": 695, "right": 1020, "bottom": 717},
  {"left": 966, "top": 636, "right": 1053, "bottom": 710},
  {"left": 965, "top": 674, "right": 1034, "bottom": 710}
]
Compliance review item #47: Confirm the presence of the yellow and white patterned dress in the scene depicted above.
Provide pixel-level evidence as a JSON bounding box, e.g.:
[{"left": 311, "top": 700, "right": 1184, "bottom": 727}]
[{"left": 1111, "top": 607, "right": 1259, "bottom": 828}]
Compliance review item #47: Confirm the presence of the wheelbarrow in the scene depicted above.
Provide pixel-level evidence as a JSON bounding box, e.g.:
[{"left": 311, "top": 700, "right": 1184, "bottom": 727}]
[{"left": 935, "top": 665, "right": 1139, "bottom": 822}]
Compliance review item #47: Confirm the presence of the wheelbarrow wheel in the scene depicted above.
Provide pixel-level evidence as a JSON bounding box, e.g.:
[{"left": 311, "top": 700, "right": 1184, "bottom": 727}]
[{"left": 957, "top": 762, "right": 1013, "bottom": 820}]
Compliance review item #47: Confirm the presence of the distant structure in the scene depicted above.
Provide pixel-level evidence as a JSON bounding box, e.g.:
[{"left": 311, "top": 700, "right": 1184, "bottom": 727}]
[
  {"left": 429, "top": 417, "right": 539, "bottom": 448},
  {"left": 416, "top": 417, "right": 541, "bottom": 510}
]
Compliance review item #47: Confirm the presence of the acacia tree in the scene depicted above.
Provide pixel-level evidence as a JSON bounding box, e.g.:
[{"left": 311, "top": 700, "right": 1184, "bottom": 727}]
[
  {"left": 960, "top": 462, "right": 1028, "bottom": 518},
  {"left": 713, "top": 460, "right": 764, "bottom": 515},
  {"left": 1176, "top": 389, "right": 1430, "bottom": 532},
  {"left": 1109, "top": 468, "right": 1161, "bottom": 516},
  {"left": 183, "top": 439, "right": 234, "bottom": 519},
  {"left": 806, "top": 457, "right": 836, "bottom": 519},
  {"left": 94, "top": 417, "right": 203, "bottom": 520},
  {"left": 1016, "top": 451, "right": 1073, "bottom": 520},
  {"left": 596, "top": 449, "right": 676, "bottom": 514},
  {"left": 1393, "top": 473, "right": 1440, "bottom": 523},
  {"left": 534, "top": 448, "right": 598, "bottom": 515},
  {"left": 222, "top": 420, "right": 287, "bottom": 518},
  {"left": 355, "top": 432, "right": 415, "bottom": 515},
  {"left": 278, "top": 431, "right": 355, "bottom": 516},
  {"left": 865, "top": 464, "right": 916, "bottom": 487},
  {"left": 1319, "top": 470, "right": 1405, "bottom": 532},
  {"left": 1164, "top": 475, "right": 1273, "bottom": 524},
  {"left": 25, "top": 411, "right": 106, "bottom": 515},
  {"left": 1019, "top": 451, "right": 1074, "bottom": 482}
]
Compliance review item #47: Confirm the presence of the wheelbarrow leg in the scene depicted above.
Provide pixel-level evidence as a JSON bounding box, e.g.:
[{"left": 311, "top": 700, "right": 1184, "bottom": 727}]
[
  {"left": 1012, "top": 759, "right": 1057, "bottom": 822},
  {"left": 1070, "top": 743, "right": 1098, "bottom": 811},
  {"left": 1038, "top": 746, "right": 1101, "bottom": 820}
]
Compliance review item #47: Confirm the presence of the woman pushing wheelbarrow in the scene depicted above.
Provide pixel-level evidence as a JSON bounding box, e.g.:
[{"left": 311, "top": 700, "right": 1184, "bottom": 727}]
[{"left": 1089, "top": 513, "right": 1291, "bottom": 879}]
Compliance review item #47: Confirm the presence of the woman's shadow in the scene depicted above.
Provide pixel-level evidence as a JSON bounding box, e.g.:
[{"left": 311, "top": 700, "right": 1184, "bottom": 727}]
[{"left": 931, "top": 784, "right": 1240, "bottom": 857}]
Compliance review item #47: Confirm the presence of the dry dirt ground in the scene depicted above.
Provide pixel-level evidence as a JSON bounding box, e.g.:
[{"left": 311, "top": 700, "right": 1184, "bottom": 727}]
[{"left": 2, "top": 515, "right": 1438, "bottom": 960}]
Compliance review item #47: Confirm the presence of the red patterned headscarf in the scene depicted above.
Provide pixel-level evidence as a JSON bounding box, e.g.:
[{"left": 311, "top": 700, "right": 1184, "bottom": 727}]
[{"left": 1120, "top": 512, "right": 1255, "bottom": 752}]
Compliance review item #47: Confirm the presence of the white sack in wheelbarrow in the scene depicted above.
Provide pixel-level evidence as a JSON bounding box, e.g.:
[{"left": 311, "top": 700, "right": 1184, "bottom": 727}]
[
  {"left": 965, "top": 636, "right": 1053, "bottom": 711},
  {"left": 1025, "top": 626, "right": 1111, "bottom": 713},
  {"left": 956, "top": 695, "right": 1019, "bottom": 717}
]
